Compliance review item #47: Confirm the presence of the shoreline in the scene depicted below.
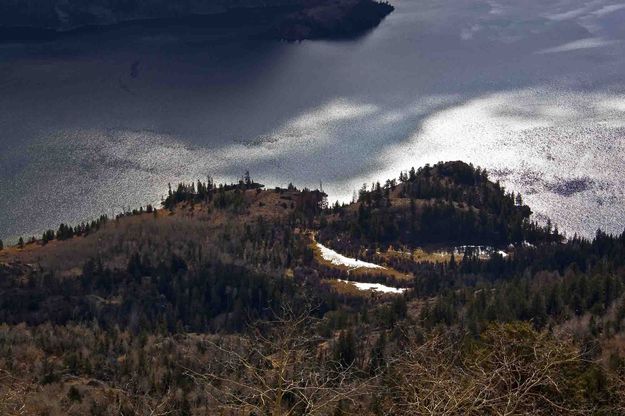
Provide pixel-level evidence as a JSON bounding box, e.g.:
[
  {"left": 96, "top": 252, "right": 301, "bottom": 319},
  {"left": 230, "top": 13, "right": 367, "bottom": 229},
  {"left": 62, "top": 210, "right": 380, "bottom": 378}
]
[{"left": 0, "top": 0, "right": 393, "bottom": 43}]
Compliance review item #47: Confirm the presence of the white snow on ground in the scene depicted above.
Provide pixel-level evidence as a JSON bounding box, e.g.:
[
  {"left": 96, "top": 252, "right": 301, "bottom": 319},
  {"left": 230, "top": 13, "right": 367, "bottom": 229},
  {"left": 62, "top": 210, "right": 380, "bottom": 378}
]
[
  {"left": 453, "top": 245, "right": 509, "bottom": 258},
  {"left": 338, "top": 280, "right": 407, "bottom": 294},
  {"left": 316, "top": 243, "right": 406, "bottom": 294},
  {"left": 317, "top": 242, "right": 386, "bottom": 270}
]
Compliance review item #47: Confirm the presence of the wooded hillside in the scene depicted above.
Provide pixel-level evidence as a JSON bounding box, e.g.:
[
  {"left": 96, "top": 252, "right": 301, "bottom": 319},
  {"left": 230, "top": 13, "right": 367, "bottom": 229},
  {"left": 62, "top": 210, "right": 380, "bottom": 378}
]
[{"left": 1, "top": 162, "right": 624, "bottom": 415}]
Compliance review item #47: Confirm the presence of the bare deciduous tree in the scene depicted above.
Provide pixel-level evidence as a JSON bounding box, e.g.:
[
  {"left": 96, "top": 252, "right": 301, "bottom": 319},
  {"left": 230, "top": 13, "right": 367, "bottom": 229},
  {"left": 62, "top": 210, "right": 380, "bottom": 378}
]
[
  {"left": 0, "top": 369, "right": 27, "bottom": 416},
  {"left": 185, "top": 307, "right": 373, "bottom": 416},
  {"left": 113, "top": 386, "right": 178, "bottom": 416},
  {"left": 387, "top": 323, "right": 604, "bottom": 416}
]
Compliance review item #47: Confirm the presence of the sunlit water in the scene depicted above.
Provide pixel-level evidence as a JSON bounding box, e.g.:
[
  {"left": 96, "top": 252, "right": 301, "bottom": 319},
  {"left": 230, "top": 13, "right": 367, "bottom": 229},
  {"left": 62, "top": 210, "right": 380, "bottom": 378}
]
[{"left": 2, "top": 0, "right": 625, "bottom": 241}]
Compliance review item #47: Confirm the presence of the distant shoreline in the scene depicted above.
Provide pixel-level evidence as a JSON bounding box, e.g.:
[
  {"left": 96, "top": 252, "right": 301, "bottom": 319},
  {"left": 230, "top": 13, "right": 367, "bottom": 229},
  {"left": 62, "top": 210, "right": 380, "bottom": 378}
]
[
  {"left": 0, "top": 0, "right": 393, "bottom": 43},
  {"left": 0, "top": 6, "right": 296, "bottom": 42}
]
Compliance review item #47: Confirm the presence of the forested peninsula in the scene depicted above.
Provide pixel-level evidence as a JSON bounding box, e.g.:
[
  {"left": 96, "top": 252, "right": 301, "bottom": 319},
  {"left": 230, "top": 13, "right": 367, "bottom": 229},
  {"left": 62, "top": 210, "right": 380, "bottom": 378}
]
[
  {"left": 1, "top": 161, "right": 625, "bottom": 415},
  {"left": 0, "top": 0, "right": 394, "bottom": 41}
]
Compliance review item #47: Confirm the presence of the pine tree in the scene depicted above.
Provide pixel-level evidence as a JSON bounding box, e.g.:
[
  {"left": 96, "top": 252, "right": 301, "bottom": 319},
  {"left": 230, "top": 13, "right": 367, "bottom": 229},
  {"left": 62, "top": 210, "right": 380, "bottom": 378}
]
[
  {"left": 369, "top": 332, "right": 387, "bottom": 374},
  {"left": 530, "top": 292, "right": 548, "bottom": 329},
  {"left": 42, "top": 229, "right": 55, "bottom": 244},
  {"left": 334, "top": 330, "right": 357, "bottom": 370},
  {"left": 67, "top": 386, "right": 82, "bottom": 402}
]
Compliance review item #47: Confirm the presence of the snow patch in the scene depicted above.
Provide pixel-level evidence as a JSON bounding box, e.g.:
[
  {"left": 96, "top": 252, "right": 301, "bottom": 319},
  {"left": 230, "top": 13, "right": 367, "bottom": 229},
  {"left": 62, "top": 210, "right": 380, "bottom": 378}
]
[
  {"left": 338, "top": 279, "right": 407, "bottom": 294},
  {"left": 454, "top": 245, "right": 494, "bottom": 257},
  {"left": 453, "top": 245, "right": 509, "bottom": 259},
  {"left": 317, "top": 242, "right": 386, "bottom": 270}
]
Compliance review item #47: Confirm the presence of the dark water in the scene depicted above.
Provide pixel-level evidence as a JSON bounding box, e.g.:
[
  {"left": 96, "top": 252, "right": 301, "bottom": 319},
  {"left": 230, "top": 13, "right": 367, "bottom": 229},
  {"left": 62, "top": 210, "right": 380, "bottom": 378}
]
[{"left": 2, "top": 0, "right": 625, "bottom": 241}]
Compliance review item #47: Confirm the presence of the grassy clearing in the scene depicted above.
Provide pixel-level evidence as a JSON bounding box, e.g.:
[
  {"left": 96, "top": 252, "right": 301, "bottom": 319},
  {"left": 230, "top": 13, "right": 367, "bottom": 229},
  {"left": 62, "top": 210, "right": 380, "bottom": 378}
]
[
  {"left": 323, "top": 279, "right": 401, "bottom": 298},
  {"left": 382, "top": 247, "right": 452, "bottom": 264}
]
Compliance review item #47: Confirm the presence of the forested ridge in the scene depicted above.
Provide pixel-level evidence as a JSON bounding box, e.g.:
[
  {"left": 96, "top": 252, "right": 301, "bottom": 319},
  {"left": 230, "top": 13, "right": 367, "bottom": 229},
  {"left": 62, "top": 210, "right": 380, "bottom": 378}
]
[
  {"left": 319, "top": 160, "right": 558, "bottom": 250},
  {"left": 1, "top": 161, "right": 625, "bottom": 415}
]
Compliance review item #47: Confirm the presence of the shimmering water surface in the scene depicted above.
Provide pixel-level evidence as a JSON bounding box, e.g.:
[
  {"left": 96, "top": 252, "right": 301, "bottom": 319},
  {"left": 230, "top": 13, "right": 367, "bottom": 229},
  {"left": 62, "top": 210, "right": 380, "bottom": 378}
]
[{"left": 2, "top": 0, "right": 625, "bottom": 241}]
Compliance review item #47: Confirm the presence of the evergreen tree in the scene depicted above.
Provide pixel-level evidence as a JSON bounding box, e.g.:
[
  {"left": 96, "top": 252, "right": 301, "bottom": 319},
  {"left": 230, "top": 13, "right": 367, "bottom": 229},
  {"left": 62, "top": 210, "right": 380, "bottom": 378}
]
[
  {"left": 334, "top": 330, "right": 357, "bottom": 370},
  {"left": 67, "top": 386, "right": 82, "bottom": 402},
  {"left": 529, "top": 292, "right": 547, "bottom": 329},
  {"left": 369, "top": 332, "right": 386, "bottom": 374},
  {"left": 42, "top": 229, "right": 55, "bottom": 244}
]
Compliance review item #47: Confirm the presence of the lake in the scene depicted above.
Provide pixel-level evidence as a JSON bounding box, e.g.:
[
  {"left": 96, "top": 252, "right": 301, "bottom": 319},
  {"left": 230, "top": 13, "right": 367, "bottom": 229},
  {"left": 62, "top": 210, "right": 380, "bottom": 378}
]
[{"left": 1, "top": 0, "right": 625, "bottom": 241}]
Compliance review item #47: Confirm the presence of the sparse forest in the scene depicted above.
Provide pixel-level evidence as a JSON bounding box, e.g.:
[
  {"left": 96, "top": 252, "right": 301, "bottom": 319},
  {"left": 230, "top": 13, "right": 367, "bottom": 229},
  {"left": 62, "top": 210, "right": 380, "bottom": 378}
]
[{"left": 1, "top": 161, "right": 625, "bottom": 415}]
